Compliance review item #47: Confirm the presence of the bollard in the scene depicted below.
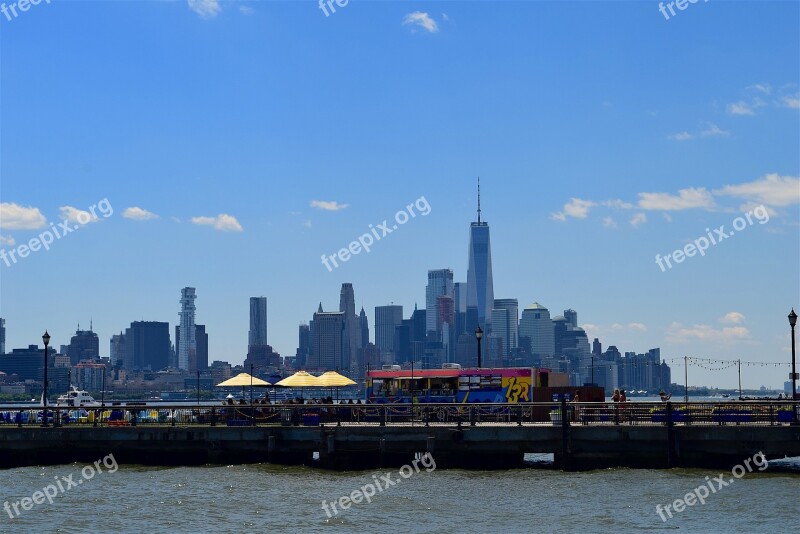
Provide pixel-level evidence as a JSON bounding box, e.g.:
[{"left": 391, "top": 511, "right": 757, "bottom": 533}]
[
  {"left": 561, "top": 396, "right": 571, "bottom": 470},
  {"left": 379, "top": 406, "right": 386, "bottom": 427},
  {"left": 171, "top": 409, "right": 176, "bottom": 427},
  {"left": 665, "top": 401, "right": 675, "bottom": 467},
  {"left": 426, "top": 435, "right": 435, "bottom": 454},
  {"left": 470, "top": 406, "right": 476, "bottom": 427}
]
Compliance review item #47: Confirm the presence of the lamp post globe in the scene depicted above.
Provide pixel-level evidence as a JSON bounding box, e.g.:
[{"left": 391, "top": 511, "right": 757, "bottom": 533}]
[{"left": 475, "top": 326, "right": 483, "bottom": 368}]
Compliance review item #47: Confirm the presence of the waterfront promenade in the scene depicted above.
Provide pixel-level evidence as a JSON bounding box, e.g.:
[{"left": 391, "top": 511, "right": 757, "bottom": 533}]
[{"left": 1, "top": 401, "right": 798, "bottom": 471}]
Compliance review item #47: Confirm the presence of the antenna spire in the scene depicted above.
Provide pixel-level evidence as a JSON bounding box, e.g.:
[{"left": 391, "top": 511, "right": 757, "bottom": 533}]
[{"left": 477, "top": 176, "right": 482, "bottom": 223}]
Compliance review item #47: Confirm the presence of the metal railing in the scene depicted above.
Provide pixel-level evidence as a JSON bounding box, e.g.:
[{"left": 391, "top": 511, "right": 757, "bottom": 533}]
[{"left": 0, "top": 401, "right": 797, "bottom": 428}]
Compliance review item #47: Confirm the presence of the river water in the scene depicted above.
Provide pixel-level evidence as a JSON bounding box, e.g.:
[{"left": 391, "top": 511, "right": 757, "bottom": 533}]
[{"left": 0, "top": 455, "right": 797, "bottom": 533}]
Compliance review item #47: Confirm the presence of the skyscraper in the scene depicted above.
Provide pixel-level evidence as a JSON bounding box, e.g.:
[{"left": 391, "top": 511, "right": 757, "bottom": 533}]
[
  {"left": 178, "top": 287, "right": 196, "bottom": 371},
  {"left": 296, "top": 323, "right": 310, "bottom": 367},
  {"left": 67, "top": 323, "right": 100, "bottom": 365},
  {"left": 338, "top": 283, "right": 362, "bottom": 375},
  {"left": 359, "top": 307, "right": 370, "bottom": 348},
  {"left": 452, "top": 282, "right": 467, "bottom": 337},
  {"left": 466, "top": 178, "right": 494, "bottom": 333},
  {"left": 519, "top": 303, "right": 554, "bottom": 361},
  {"left": 492, "top": 298, "right": 519, "bottom": 359},
  {"left": 564, "top": 309, "right": 578, "bottom": 329},
  {"left": 195, "top": 325, "right": 209, "bottom": 371},
  {"left": 309, "top": 306, "right": 346, "bottom": 372},
  {"left": 0, "top": 318, "right": 5, "bottom": 355},
  {"left": 125, "top": 321, "right": 170, "bottom": 370},
  {"left": 425, "top": 269, "right": 453, "bottom": 335},
  {"left": 110, "top": 332, "right": 125, "bottom": 367},
  {"left": 248, "top": 297, "right": 268, "bottom": 349},
  {"left": 375, "top": 305, "right": 403, "bottom": 355}
]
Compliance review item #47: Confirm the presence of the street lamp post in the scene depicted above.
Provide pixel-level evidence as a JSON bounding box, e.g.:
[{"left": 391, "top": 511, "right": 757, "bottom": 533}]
[
  {"left": 789, "top": 309, "right": 798, "bottom": 425},
  {"left": 475, "top": 326, "right": 483, "bottom": 368},
  {"left": 42, "top": 331, "right": 50, "bottom": 428}
]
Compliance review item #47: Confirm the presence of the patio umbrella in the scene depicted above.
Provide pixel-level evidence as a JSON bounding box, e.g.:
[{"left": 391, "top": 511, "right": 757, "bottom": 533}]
[
  {"left": 216, "top": 373, "right": 272, "bottom": 403},
  {"left": 317, "top": 371, "right": 356, "bottom": 387},
  {"left": 216, "top": 373, "right": 272, "bottom": 387},
  {"left": 275, "top": 371, "right": 322, "bottom": 388},
  {"left": 317, "top": 370, "right": 357, "bottom": 402}
]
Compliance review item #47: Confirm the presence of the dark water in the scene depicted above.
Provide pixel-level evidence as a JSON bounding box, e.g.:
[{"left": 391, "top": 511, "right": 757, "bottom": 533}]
[{"left": 0, "top": 455, "right": 798, "bottom": 533}]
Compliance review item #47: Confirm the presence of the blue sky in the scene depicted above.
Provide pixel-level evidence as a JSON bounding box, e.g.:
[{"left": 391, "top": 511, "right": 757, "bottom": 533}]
[{"left": 1, "top": 0, "right": 798, "bottom": 389}]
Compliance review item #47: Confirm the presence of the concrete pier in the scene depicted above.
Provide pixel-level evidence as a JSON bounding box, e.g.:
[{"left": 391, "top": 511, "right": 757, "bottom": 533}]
[{"left": 1, "top": 423, "right": 798, "bottom": 470}]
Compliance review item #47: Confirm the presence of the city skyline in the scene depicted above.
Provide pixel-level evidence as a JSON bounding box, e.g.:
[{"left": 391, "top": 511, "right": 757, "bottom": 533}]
[{"left": 0, "top": 1, "right": 797, "bottom": 389}]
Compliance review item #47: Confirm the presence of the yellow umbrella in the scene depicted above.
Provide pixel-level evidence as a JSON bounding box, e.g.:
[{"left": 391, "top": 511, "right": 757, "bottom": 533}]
[
  {"left": 317, "top": 371, "right": 356, "bottom": 402},
  {"left": 317, "top": 371, "right": 356, "bottom": 387},
  {"left": 275, "top": 371, "right": 322, "bottom": 387},
  {"left": 216, "top": 373, "right": 272, "bottom": 387}
]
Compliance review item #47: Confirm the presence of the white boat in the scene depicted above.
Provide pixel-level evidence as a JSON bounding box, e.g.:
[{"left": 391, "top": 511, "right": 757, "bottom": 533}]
[{"left": 55, "top": 386, "right": 101, "bottom": 407}]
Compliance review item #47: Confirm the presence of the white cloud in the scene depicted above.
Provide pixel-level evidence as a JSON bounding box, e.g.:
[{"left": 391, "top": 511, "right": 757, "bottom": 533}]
[
  {"left": 738, "top": 202, "right": 777, "bottom": 218},
  {"left": 747, "top": 83, "right": 772, "bottom": 95},
  {"left": 713, "top": 173, "right": 799, "bottom": 207},
  {"left": 666, "top": 322, "right": 750, "bottom": 343},
  {"left": 441, "top": 13, "right": 449, "bottom": 21},
  {"left": 592, "top": 322, "right": 648, "bottom": 337},
  {"left": 122, "top": 207, "right": 159, "bottom": 221},
  {"left": 0, "top": 203, "right": 47, "bottom": 230},
  {"left": 552, "top": 198, "right": 595, "bottom": 221},
  {"left": 187, "top": 0, "right": 221, "bottom": 19},
  {"left": 403, "top": 11, "right": 439, "bottom": 33},
  {"left": 59, "top": 206, "right": 100, "bottom": 225},
  {"left": 720, "top": 312, "right": 745, "bottom": 324},
  {"left": 310, "top": 200, "right": 350, "bottom": 211},
  {"left": 663, "top": 213, "right": 673, "bottom": 222},
  {"left": 638, "top": 187, "right": 715, "bottom": 211},
  {"left": 239, "top": 5, "right": 254, "bottom": 15},
  {"left": 669, "top": 123, "right": 729, "bottom": 141},
  {"left": 700, "top": 122, "right": 729, "bottom": 137},
  {"left": 629, "top": 213, "right": 647, "bottom": 228},
  {"left": 582, "top": 324, "right": 600, "bottom": 336},
  {"left": 669, "top": 131, "right": 693, "bottom": 142},
  {"left": 303, "top": 220, "right": 312, "bottom": 229},
  {"left": 603, "top": 199, "right": 634, "bottom": 209},
  {"left": 0, "top": 235, "right": 15, "bottom": 246},
  {"left": 191, "top": 214, "right": 244, "bottom": 232},
  {"left": 727, "top": 101, "right": 755, "bottom": 116},
  {"left": 602, "top": 217, "right": 617, "bottom": 229},
  {"left": 780, "top": 94, "right": 800, "bottom": 109}
]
